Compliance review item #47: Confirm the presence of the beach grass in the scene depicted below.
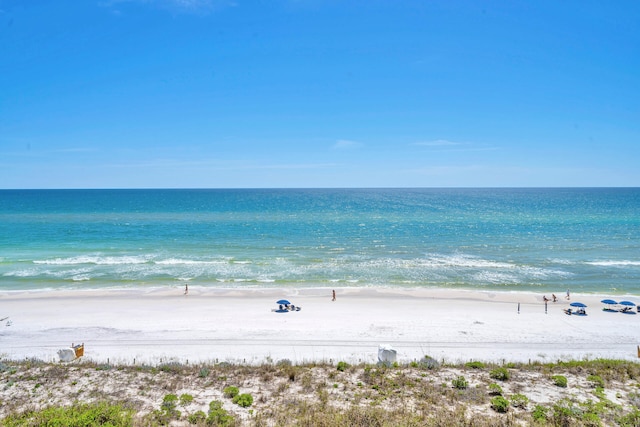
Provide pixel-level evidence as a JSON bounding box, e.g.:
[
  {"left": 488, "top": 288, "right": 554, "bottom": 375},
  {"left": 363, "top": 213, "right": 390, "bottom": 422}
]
[{"left": 2, "top": 357, "right": 640, "bottom": 426}]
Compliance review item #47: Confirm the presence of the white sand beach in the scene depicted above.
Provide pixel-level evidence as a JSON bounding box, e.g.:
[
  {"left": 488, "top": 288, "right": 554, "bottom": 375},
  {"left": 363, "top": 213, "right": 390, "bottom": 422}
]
[{"left": 1, "top": 287, "right": 639, "bottom": 365}]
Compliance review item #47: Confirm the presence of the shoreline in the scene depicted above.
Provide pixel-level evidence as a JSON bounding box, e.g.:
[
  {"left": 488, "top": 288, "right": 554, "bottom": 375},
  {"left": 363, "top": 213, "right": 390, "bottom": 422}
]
[
  {"left": 2, "top": 287, "right": 639, "bottom": 366},
  {"left": 3, "top": 283, "right": 640, "bottom": 298}
]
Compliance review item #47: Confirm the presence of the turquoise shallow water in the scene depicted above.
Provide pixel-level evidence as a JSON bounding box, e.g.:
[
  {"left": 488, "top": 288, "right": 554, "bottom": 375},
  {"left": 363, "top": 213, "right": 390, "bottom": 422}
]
[{"left": 1, "top": 188, "right": 639, "bottom": 294}]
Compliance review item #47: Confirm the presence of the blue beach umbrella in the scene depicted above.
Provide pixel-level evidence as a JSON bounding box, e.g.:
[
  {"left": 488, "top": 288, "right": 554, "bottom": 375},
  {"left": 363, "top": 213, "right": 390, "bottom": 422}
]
[
  {"left": 570, "top": 302, "right": 587, "bottom": 308},
  {"left": 619, "top": 301, "right": 636, "bottom": 306},
  {"left": 276, "top": 299, "right": 291, "bottom": 305},
  {"left": 601, "top": 299, "right": 618, "bottom": 305}
]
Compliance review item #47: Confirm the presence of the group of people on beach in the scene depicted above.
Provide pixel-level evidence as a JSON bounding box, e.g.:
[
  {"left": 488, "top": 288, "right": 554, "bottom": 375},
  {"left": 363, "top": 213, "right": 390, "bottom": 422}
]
[{"left": 543, "top": 289, "right": 570, "bottom": 304}]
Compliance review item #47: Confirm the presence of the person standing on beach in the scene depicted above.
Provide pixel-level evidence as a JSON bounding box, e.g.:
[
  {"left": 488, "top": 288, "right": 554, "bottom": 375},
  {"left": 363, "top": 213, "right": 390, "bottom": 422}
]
[
  {"left": 566, "top": 289, "right": 570, "bottom": 300},
  {"left": 184, "top": 283, "right": 188, "bottom": 295},
  {"left": 332, "top": 290, "right": 336, "bottom": 301}
]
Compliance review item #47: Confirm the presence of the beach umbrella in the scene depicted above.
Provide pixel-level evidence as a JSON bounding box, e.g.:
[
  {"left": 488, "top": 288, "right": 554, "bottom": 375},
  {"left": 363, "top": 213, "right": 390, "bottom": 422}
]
[
  {"left": 619, "top": 301, "right": 636, "bottom": 306},
  {"left": 601, "top": 299, "right": 618, "bottom": 305},
  {"left": 276, "top": 299, "right": 291, "bottom": 305},
  {"left": 570, "top": 302, "right": 587, "bottom": 308}
]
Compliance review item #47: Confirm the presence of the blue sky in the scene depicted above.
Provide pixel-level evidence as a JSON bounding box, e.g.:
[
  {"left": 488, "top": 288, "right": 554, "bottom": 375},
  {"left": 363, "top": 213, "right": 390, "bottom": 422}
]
[{"left": 1, "top": 0, "right": 638, "bottom": 188}]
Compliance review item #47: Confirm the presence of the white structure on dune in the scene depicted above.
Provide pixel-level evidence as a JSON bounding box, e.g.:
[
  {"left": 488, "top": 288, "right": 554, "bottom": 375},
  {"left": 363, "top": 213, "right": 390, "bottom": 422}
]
[
  {"left": 57, "top": 343, "right": 84, "bottom": 362},
  {"left": 377, "top": 344, "right": 397, "bottom": 365}
]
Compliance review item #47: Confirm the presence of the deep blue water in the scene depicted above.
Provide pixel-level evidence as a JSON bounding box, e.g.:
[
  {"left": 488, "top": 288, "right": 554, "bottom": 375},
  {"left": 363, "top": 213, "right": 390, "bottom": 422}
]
[{"left": 1, "top": 188, "right": 639, "bottom": 294}]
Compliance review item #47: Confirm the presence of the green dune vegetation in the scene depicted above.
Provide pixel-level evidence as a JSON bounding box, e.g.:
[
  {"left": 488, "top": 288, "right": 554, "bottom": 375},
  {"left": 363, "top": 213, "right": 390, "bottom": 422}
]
[{"left": 1, "top": 357, "right": 640, "bottom": 426}]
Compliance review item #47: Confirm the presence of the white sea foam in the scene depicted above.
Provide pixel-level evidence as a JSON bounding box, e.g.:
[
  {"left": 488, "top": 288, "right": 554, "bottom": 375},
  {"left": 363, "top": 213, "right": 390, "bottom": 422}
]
[
  {"left": 4, "top": 269, "right": 39, "bottom": 278},
  {"left": 34, "top": 255, "right": 152, "bottom": 265},
  {"left": 585, "top": 260, "right": 640, "bottom": 267},
  {"left": 549, "top": 258, "right": 573, "bottom": 265},
  {"left": 420, "top": 254, "right": 515, "bottom": 269},
  {"left": 155, "top": 258, "right": 228, "bottom": 265}
]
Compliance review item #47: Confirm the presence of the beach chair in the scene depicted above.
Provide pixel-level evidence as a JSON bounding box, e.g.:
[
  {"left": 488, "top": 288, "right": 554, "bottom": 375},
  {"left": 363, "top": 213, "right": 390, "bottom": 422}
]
[
  {"left": 563, "top": 308, "right": 572, "bottom": 315},
  {"left": 73, "top": 343, "right": 84, "bottom": 358}
]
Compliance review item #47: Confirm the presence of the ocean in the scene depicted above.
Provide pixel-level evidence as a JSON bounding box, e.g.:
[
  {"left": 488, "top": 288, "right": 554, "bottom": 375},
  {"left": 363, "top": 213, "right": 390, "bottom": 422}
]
[{"left": 1, "top": 188, "right": 639, "bottom": 295}]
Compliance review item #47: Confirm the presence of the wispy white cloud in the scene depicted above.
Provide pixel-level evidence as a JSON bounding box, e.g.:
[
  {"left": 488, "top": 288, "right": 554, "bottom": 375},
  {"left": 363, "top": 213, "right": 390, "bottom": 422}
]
[
  {"left": 412, "top": 139, "right": 498, "bottom": 152},
  {"left": 332, "top": 139, "right": 363, "bottom": 150},
  {"left": 52, "top": 147, "right": 99, "bottom": 153},
  {"left": 408, "top": 165, "right": 487, "bottom": 175},
  {"left": 103, "top": 158, "right": 338, "bottom": 171},
  {"left": 413, "top": 139, "right": 462, "bottom": 147},
  {"left": 0, "top": 145, "right": 98, "bottom": 157}
]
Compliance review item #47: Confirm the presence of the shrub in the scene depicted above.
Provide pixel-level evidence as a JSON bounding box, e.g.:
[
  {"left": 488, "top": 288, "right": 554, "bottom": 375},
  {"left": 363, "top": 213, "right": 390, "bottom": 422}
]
[
  {"left": 337, "top": 361, "right": 349, "bottom": 372},
  {"left": 616, "top": 408, "right": 640, "bottom": 427},
  {"left": 452, "top": 376, "right": 468, "bottom": 390},
  {"left": 491, "top": 396, "right": 509, "bottom": 413},
  {"left": 488, "top": 383, "right": 502, "bottom": 395},
  {"left": 223, "top": 386, "right": 240, "bottom": 398},
  {"left": 490, "top": 367, "right": 510, "bottom": 381},
  {"left": 552, "top": 399, "right": 577, "bottom": 425},
  {"left": 0, "top": 402, "right": 134, "bottom": 426},
  {"left": 552, "top": 375, "right": 568, "bottom": 387},
  {"left": 581, "top": 412, "right": 601, "bottom": 426},
  {"left": 594, "top": 386, "right": 607, "bottom": 400},
  {"left": 198, "top": 367, "right": 210, "bottom": 378},
  {"left": 159, "top": 362, "right": 184, "bottom": 374},
  {"left": 159, "top": 394, "right": 181, "bottom": 420},
  {"left": 510, "top": 393, "right": 529, "bottom": 409},
  {"left": 587, "top": 374, "right": 605, "bottom": 388},
  {"left": 532, "top": 404, "right": 548, "bottom": 422},
  {"left": 233, "top": 393, "right": 254, "bottom": 408},
  {"left": 465, "top": 361, "right": 485, "bottom": 369},
  {"left": 208, "top": 400, "right": 234, "bottom": 426},
  {"left": 187, "top": 410, "right": 206, "bottom": 424},
  {"left": 421, "top": 355, "right": 440, "bottom": 369},
  {"left": 629, "top": 392, "right": 640, "bottom": 409},
  {"left": 179, "top": 393, "right": 194, "bottom": 406},
  {"left": 284, "top": 365, "right": 297, "bottom": 382},
  {"left": 277, "top": 359, "right": 292, "bottom": 367},
  {"left": 161, "top": 393, "right": 178, "bottom": 412}
]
